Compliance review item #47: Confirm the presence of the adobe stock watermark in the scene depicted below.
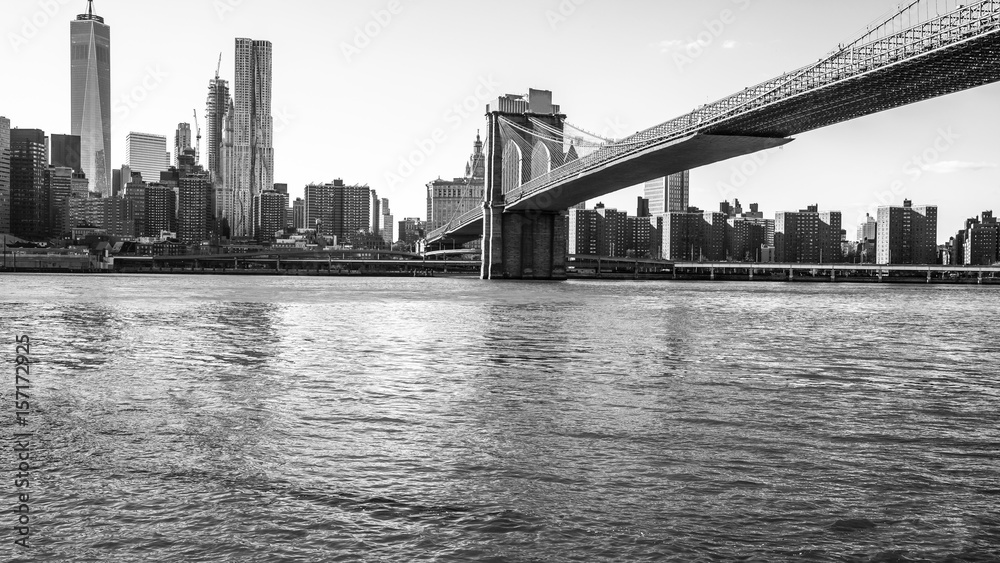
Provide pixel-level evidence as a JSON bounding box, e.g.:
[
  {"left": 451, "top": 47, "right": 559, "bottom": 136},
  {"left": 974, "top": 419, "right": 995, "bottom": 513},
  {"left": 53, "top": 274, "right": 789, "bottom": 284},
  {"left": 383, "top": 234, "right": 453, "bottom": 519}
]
[
  {"left": 214, "top": 0, "right": 247, "bottom": 21},
  {"left": 599, "top": 116, "right": 630, "bottom": 141},
  {"left": 664, "top": 0, "right": 751, "bottom": 72},
  {"left": 8, "top": 0, "right": 75, "bottom": 54},
  {"left": 717, "top": 148, "right": 775, "bottom": 200},
  {"left": 273, "top": 106, "right": 297, "bottom": 136},
  {"left": 342, "top": 0, "right": 405, "bottom": 64},
  {"left": 113, "top": 65, "right": 170, "bottom": 122},
  {"left": 547, "top": 0, "right": 588, "bottom": 30},
  {"left": 384, "top": 76, "right": 501, "bottom": 189},
  {"left": 854, "top": 127, "right": 960, "bottom": 224}
]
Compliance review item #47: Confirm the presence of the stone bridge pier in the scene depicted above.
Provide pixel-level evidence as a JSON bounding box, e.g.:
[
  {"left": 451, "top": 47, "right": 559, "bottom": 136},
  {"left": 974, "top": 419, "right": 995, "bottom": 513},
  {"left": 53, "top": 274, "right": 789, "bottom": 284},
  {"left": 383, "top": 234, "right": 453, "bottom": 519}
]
[{"left": 481, "top": 89, "right": 570, "bottom": 280}]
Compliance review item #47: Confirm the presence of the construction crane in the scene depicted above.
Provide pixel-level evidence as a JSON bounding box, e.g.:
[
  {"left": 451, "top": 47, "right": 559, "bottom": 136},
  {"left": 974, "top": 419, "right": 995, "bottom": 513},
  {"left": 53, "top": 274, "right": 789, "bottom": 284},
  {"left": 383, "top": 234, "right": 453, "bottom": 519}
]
[
  {"left": 192, "top": 109, "right": 202, "bottom": 165},
  {"left": 215, "top": 52, "right": 222, "bottom": 80}
]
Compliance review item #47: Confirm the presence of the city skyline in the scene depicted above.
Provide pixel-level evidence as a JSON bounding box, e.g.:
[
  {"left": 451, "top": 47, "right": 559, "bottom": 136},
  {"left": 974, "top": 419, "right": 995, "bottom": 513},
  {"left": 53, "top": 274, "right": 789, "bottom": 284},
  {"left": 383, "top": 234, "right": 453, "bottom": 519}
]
[{"left": 2, "top": 0, "right": 998, "bottom": 242}]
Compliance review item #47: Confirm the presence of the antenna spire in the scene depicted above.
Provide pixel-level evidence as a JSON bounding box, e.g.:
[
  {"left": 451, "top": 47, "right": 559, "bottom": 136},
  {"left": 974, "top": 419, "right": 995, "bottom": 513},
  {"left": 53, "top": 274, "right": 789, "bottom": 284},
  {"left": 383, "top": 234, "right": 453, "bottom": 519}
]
[{"left": 87, "top": 0, "right": 94, "bottom": 17}]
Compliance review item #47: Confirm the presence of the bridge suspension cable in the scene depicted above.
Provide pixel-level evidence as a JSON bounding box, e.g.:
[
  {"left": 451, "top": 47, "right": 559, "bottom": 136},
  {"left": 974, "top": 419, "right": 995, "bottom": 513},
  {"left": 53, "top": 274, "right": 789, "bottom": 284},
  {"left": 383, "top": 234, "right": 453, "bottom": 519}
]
[{"left": 436, "top": 129, "right": 490, "bottom": 238}]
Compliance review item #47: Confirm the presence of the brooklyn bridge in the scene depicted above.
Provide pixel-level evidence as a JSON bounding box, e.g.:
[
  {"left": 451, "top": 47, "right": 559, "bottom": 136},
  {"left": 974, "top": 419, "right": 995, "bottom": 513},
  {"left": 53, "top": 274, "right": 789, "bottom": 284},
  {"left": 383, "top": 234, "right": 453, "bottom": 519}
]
[{"left": 424, "top": 0, "right": 1000, "bottom": 279}]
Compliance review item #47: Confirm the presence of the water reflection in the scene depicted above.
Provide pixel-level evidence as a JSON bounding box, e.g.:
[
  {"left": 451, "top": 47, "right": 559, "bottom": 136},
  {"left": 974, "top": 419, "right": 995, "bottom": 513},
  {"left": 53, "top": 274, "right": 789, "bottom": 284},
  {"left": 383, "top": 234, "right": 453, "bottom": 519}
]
[{"left": 3, "top": 278, "right": 1000, "bottom": 562}]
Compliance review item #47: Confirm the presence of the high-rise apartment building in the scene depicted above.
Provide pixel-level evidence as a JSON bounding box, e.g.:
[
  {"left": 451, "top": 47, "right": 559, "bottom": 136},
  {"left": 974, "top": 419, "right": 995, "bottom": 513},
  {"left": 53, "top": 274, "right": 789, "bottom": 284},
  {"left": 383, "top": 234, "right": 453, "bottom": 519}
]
[
  {"left": 644, "top": 170, "right": 690, "bottom": 215},
  {"left": 70, "top": 0, "right": 111, "bottom": 196},
  {"left": 10, "top": 129, "right": 48, "bottom": 239},
  {"left": 338, "top": 184, "right": 371, "bottom": 241},
  {"left": 0, "top": 117, "right": 10, "bottom": 234},
  {"left": 660, "top": 210, "right": 727, "bottom": 261},
  {"left": 305, "top": 182, "right": 336, "bottom": 236},
  {"left": 230, "top": 38, "right": 274, "bottom": 238},
  {"left": 875, "top": 200, "right": 938, "bottom": 265},
  {"left": 858, "top": 213, "right": 878, "bottom": 242},
  {"left": 728, "top": 219, "right": 775, "bottom": 261},
  {"left": 958, "top": 211, "right": 999, "bottom": 266},
  {"left": 775, "top": 205, "right": 843, "bottom": 263},
  {"left": 162, "top": 150, "right": 213, "bottom": 244},
  {"left": 304, "top": 180, "right": 371, "bottom": 241},
  {"left": 175, "top": 123, "right": 192, "bottom": 167},
  {"left": 292, "top": 198, "right": 305, "bottom": 230},
  {"left": 123, "top": 178, "right": 147, "bottom": 238},
  {"left": 253, "top": 190, "right": 285, "bottom": 242},
  {"left": 724, "top": 202, "right": 774, "bottom": 262},
  {"left": 126, "top": 133, "right": 169, "bottom": 184},
  {"left": 146, "top": 184, "right": 177, "bottom": 237},
  {"left": 272, "top": 183, "right": 289, "bottom": 229},
  {"left": 568, "top": 207, "right": 600, "bottom": 255},
  {"left": 568, "top": 205, "right": 658, "bottom": 258},
  {"left": 178, "top": 173, "right": 212, "bottom": 244},
  {"left": 381, "top": 198, "right": 394, "bottom": 245},
  {"left": 45, "top": 166, "right": 74, "bottom": 237}
]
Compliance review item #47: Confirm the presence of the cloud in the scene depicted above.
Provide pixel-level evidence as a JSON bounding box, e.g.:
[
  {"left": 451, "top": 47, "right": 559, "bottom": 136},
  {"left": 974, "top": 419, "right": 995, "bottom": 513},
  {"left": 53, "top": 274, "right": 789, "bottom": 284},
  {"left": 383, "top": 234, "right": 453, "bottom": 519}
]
[
  {"left": 921, "top": 161, "right": 999, "bottom": 174},
  {"left": 722, "top": 40, "right": 738, "bottom": 49},
  {"left": 657, "top": 39, "right": 686, "bottom": 53}
]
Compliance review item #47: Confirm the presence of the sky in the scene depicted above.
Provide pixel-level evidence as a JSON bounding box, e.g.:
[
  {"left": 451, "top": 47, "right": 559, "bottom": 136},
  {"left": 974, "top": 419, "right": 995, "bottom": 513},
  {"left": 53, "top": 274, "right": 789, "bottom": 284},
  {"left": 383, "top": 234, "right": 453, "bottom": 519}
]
[{"left": 2, "top": 0, "right": 997, "bottom": 242}]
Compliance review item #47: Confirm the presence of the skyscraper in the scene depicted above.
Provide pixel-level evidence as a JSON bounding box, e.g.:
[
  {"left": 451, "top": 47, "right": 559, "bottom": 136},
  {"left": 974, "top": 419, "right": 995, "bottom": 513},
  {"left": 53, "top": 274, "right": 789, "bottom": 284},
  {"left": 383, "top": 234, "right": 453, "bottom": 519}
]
[
  {"left": 206, "top": 76, "right": 230, "bottom": 182},
  {"left": 70, "top": 0, "right": 111, "bottom": 196},
  {"left": 292, "top": 198, "right": 305, "bottom": 230},
  {"left": 0, "top": 117, "right": 10, "bottom": 234},
  {"left": 10, "top": 129, "right": 48, "bottom": 239},
  {"left": 126, "top": 132, "right": 169, "bottom": 184},
  {"left": 644, "top": 171, "right": 690, "bottom": 215},
  {"left": 218, "top": 97, "right": 236, "bottom": 232},
  {"left": 45, "top": 166, "right": 74, "bottom": 237},
  {"left": 174, "top": 123, "right": 192, "bottom": 167},
  {"left": 231, "top": 38, "right": 274, "bottom": 238},
  {"left": 50, "top": 134, "right": 83, "bottom": 175},
  {"left": 145, "top": 185, "right": 177, "bottom": 237},
  {"left": 381, "top": 198, "right": 394, "bottom": 246},
  {"left": 272, "top": 182, "right": 289, "bottom": 229}
]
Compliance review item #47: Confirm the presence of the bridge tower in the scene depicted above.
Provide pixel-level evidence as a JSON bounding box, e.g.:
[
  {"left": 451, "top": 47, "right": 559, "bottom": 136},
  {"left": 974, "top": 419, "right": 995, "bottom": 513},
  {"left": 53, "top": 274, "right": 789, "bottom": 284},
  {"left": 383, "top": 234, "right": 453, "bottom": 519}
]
[{"left": 482, "top": 89, "right": 570, "bottom": 280}]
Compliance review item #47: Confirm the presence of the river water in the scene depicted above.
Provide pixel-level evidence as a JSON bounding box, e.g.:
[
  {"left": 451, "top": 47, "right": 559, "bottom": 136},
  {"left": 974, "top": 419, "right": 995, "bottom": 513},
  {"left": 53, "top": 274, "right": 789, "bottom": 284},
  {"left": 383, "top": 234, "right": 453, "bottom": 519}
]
[{"left": 2, "top": 275, "right": 999, "bottom": 562}]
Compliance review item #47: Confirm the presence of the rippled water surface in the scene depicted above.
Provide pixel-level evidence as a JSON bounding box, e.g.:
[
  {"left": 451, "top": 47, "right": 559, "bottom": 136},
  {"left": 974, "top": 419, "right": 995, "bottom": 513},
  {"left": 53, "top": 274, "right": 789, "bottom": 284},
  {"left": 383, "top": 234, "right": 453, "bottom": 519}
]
[{"left": 2, "top": 274, "right": 999, "bottom": 562}]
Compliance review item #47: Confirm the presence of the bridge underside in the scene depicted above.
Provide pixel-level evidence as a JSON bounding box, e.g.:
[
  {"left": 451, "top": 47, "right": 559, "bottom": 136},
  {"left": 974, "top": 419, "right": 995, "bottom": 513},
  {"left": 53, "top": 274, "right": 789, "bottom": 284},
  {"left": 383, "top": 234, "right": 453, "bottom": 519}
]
[
  {"left": 505, "top": 134, "right": 793, "bottom": 212},
  {"left": 704, "top": 31, "right": 1000, "bottom": 138}
]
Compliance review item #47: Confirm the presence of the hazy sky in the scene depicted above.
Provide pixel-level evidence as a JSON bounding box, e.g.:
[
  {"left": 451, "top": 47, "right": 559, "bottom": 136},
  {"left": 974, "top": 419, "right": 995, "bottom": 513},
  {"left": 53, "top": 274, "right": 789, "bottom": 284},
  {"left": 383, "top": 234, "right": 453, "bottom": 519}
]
[{"left": 3, "top": 0, "right": 997, "bottom": 241}]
